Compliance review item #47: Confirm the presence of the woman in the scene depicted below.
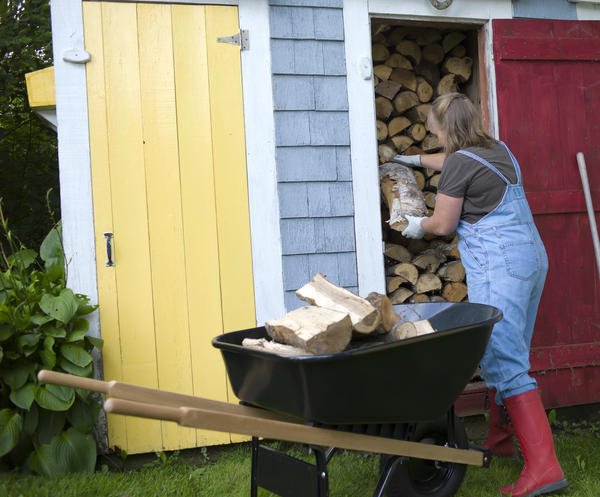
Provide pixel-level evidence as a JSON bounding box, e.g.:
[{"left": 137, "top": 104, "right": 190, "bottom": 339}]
[{"left": 392, "top": 93, "right": 567, "bottom": 497}]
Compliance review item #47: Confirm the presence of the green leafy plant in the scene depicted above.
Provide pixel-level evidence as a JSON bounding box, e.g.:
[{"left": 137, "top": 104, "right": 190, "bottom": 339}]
[{"left": 0, "top": 206, "right": 103, "bottom": 475}]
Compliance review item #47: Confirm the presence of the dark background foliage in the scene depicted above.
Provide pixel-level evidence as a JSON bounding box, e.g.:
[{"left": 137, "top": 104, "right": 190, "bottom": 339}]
[{"left": 0, "top": 0, "right": 59, "bottom": 251}]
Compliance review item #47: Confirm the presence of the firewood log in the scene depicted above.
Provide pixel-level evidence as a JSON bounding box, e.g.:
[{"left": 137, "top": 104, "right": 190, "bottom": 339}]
[
  {"left": 415, "top": 29, "right": 442, "bottom": 46},
  {"left": 390, "top": 319, "right": 435, "bottom": 340},
  {"left": 415, "top": 61, "right": 440, "bottom": 87},
  {"left": 389, "top": 286, "right": 414, "bottom": 304},
  {"left": 442, "top": 31, "right": 466, "bottom": 53},
  {"left": 372, "top": 44, "right": 390, "bottom": 62},
  {"left": 376, "top": 96, "right": 394, "bottom": 120},
  {"left": 374, "top": 64, "right": 393, "bottom": 81},
  {"left": 442, "top": 57, "right": 473, "bottom": 83},
  {"left": 388, "top": 116, "right": 411, "bottom": 137},
  {"left": 265, "top": 306, "right": 352, "bottom": 355},
  {"left": 422, "top": 134, "right": 441, "bottom": 152},
  {"left": 393, "top": 91, "right": 419, "bottom": 114},
  {"left": 242, "top": 338, "right": 309, "bottom": 357},
  {"left": 379, "top": 144, "right": 396, "bottom": 163},
  {"left": 386, "top": 262, "right": 419, "bottom": 285},
  {"left": 379, "top": 162, "right": 427, "bottom": 231},
  {"left": 413, "top": 251, "right": 445, "bottom": 273},
  {"left": 416, "top": 77, "right": 433, "bottom": 103},
  {"left": 411, "top": 293, "right": 431, "bottom": 303},
  {"left": 405, "top": 104, "right": 432, "bottom": 123},
  {"left": 391, "top": 135, "right": 414, "bottom": 153},
  {"left": 296, "top": 273, "right": 381, "bottom": 335},
  {"left": 422, "top": 43, "right": 445, "bottom": 65},
  {"left": 366, "top": 292, "right": 400, "bottom": 332},
  {"left": 423, "top": 191, "right": 437, "bottom": 209},
  {"left": 386, "top": 53, "right": 413, "bottom": 70},
  {"left": 407, "top": 123, "right": 427, "bottom": 142},
  {"left": 376, "top": 120, "right": 388, "bottom": 141},
  {"left": 450, "top": 44, "right": 466, "bottom": 57},
  {"left": 384, "top": 243, "right": 412, "bottom": 263},
  {"left": 386, "top": 276, "right": 404, "bottom": 294},
  {"left": 437, "top": 74, "right": 458, "bottom": 95},
  {"left": 428, "top": 173, "right": 441, "bottom": 189},
  {"left": 437, "top": 260, "right": 466, "bottom": 282},
  {"left": 375, "top": 80, "right": 402, "bottom": 100},
  {"left": 389, "top": 68, "right": 417, "bottom": 91},
  {"left": 442, "top": 282, "right": 468, "bottom": 302},
  {"left": 387, "top": 27, "right": 409, "bottom": 45},
  {"left": 413, "top": 170, "right": 426, "bottom": 190},
  {"left": 396, "top": 40, "right": 421, "bottom": 64},
  {"left": 416, "top": 273, "right": 442, "bottom": 293}
]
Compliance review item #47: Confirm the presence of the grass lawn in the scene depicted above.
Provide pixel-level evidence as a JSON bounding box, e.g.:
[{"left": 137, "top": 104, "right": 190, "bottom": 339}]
[{"left": 2, "top": 419, "right": 599, "bottom": 497}]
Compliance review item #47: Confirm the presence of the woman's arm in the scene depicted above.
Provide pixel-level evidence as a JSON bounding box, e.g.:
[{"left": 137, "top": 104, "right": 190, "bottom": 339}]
[
  {"left": 421, "top": 193, "right": 463, "bottom": 236},
  {"left": 420, "top": 153, "right": 447, "bottom": 171}
]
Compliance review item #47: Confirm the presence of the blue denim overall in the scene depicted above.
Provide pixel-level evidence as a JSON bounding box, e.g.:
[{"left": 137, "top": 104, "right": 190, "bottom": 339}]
[{"left": 455, "top": 143, "right": 548, "bottom": 404}]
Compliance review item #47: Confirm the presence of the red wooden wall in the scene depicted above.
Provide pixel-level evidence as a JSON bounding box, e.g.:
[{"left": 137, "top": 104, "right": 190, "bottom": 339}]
[{"left": 493, "top": 19, "right": 600, "bottom": 409}]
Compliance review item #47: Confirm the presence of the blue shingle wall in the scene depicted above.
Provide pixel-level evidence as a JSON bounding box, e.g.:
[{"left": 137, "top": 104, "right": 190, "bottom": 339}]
[
  {"left": 512, "top": 0, "right": 577, "bottom": 20},
  {"left": 269, "top": 0, "right": 357, "bottom": 311}
]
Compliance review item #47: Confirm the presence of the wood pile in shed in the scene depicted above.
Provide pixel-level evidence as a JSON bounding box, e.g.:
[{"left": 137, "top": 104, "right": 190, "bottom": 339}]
[{"left": 372, "top": 24, "right": 474, "bottom": 304}]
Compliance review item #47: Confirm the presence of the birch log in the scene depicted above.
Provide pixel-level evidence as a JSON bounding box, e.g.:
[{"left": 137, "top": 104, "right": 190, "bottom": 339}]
[{"left": 379, "top": 162, "right": 427, "bottom": 231}]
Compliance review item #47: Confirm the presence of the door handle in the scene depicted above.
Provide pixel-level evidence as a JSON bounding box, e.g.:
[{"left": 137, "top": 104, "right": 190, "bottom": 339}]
[{"left": 104, "top": 232, "right": 114, "bottom": 267}]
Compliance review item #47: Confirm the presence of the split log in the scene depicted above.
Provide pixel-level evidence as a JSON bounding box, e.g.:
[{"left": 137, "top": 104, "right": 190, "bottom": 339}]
[
  {"left": 422, "top": 43, "right": 445, "bottom": 65},
  {"left": 450, "top": 45, "right": 467, "bottom": 57},
  {"left": 387, "top": 27, "right": 408, "bottom": 45},
  {"left": 386, "top": 276, "right": 404, "bottom": 294},
  {"left": 296, "top": 273, "right": 381, "bottom": 335},
  {"left": 442, "top": 32, "right": 466, "bottom": 53},
  {"left": 388, "top": 116, "right": 411, "bottom": 137},
  {"left": 372, "top": 44, "right": 390, "bottom": 62},
  {"left": 376, "top": 120, "right": 388, "bottom": 141},
  {"left": 366, "top": 292, "right": 400, "bottom": 332},
  {"left": 395, "top": 40, "right": 421, "bottom": 64},
  {"left": 391, "top": 135, "right": 414, "bottom": 153},
  {"left": 390, "top": 319, "right": 436, "bottom": 340},
  {"left": 386, "top": 262, "right": 419, "bottom": 285},
  {"left": 379, "top": 144, "right": 396, "bottom": 164},
  {"left": 423, "top": 191, "right": 437, "bottom": 209},
  {"left": 442, "top": 57, "right": 473, "bottom": 83},
  {"left": 416, "top": 273, "right": 442, "bottom": 293},
  {"left": 375, "top": 96, "right": 394, "bottom": 120},
  {"left": 375, "top": 80, "right": 402, "bottom": 100},
  {"left": 405, "top": 104, "right": 432, "bottom": 124},
  {"left": 442, "top": 282, "right": 468, "bottom": 302},
  {"left": 428, "top": 173, "right": 441, "bottom": 189},
  {"left": 413, "top": 170, "right": 426, "bottom": 190},
  {"left": 389, "top": 286, "right": 414, "bottom": 304},
  {"left": 379, "top": 162, "right": 428, "bottom": 231},
  {"left": 389, "top": 68, "right": 417, "bottom": 91},
  {"left": 413, "top": 251, "right": 445, "bottom": 273},
  {"left": 430, "top": 295, "right": 447, "bottom": 303},
  {"left": 393, "top": 91, "right": 419, "bottom": 114},
  {"left": 415, "top": 29, "right": 442, "bottom": 46},
  {"left": 242, "top": 338, "right": 309, "bottom": 357},
  {"left": 266, "top": 306, "right": 352, "bottom": 355},
  {"left": 407, "top": 123, "right": 427, "bottom": 142},
  {"left": 386, "top": 53, "right": 413, "bottom": 70},
  {"left": 384, "top": 243, "right": 412, "bottom": 263},
  {"left": 416, "top": 77, "right": 433, "bottom": 103},
  {"left": 422, "top": 134, "right": 441, "bottom": 152},
  {"left": 437, "top": 74, "right": 458, "bottom": 95},
  {"left": 411, "top": 294, "right": 431, "bottom": 303},
  {"left": 374, "top": 64, "right": 393, "bottom": 81},
  {"left": 437, "top": 261, "right": 466, "bottom": 282}
]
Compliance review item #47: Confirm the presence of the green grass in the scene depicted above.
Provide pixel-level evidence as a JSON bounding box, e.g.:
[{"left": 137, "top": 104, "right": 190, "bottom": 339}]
[{"left": 1, "top": 432, "right": 599, "bottom": 497}]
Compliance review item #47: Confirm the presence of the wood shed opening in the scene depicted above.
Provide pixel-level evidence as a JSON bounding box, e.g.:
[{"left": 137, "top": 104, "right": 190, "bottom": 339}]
[{"left": 370, "top": 19, "right": 489, "bottom": 310}]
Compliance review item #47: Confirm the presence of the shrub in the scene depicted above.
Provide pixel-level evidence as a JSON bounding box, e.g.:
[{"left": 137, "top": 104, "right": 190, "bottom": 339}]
[{"left": 0, "top": 207, "right": 103, "bottom": 475}]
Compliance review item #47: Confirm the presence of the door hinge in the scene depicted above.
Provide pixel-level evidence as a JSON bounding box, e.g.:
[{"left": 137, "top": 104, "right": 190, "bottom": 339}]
[{"left": 217, "top": 30, "right": 249, "bottom": 51}]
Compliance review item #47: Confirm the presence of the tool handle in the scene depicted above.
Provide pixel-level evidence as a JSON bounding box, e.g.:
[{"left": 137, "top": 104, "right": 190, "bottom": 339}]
[
  {"left": 576, "top": 152, "right": 600, "bottom": 280},
  {"left": 105, "top": 398, "right": 182, "bottom": 423},
  {"left": 38, "top": 370, "right": 109, "bottom": 393}
]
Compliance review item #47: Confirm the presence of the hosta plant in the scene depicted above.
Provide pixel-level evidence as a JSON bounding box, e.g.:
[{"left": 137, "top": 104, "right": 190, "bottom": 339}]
[{"left": 0, "top": 209, "right": 103, "bottom": 476}]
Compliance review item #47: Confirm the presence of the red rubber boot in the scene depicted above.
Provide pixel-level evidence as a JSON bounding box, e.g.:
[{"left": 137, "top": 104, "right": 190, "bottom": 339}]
[
  {"left": 500, "top": 389, "right": 568, "bottom": 497},
  {"left": 483, "top": 389, "right": 517, "bottom": 458}
]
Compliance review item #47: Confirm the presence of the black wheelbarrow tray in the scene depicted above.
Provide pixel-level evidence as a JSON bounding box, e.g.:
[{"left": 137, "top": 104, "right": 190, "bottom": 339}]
[{"left": 37, "top": 302, "right": 501, "bottom": 497}]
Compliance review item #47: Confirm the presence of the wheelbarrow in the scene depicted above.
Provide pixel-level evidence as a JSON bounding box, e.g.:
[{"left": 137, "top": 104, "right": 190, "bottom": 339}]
[{"left": 38, "top": 301, "right": 501, "bottom": 497}]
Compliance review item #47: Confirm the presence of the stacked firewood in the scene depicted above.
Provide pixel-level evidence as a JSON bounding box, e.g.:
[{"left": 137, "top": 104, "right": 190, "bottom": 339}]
[
  {"left": 372, "top": 24, "right": 472, "bottom": 304},
  {"left": 242, "top": 273, "right": 436, "bottom": 356}
]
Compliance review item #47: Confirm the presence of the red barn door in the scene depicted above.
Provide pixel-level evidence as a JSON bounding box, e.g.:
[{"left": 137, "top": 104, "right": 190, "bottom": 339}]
[{"left": 493, "top": 19, "right": 600, "bottom": 409}]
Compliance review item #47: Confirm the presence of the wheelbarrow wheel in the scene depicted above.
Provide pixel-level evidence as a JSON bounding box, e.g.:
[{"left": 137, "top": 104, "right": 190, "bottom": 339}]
[{"left": 380, "top": 416, "right": 468, "bottom": 497}]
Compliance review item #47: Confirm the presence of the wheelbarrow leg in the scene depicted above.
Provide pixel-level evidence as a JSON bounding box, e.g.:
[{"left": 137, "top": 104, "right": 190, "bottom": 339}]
[
  {"left": 250, "top": 437, "right": 259, "bottom": 497},
  {"left": 372, "top": 456, "right": 403, "bottom": 497}
]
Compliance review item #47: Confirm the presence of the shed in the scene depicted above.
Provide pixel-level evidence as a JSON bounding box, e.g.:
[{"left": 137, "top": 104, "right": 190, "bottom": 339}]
[{"left": 34, "top": 0, "right": 600, "bottom": 454}]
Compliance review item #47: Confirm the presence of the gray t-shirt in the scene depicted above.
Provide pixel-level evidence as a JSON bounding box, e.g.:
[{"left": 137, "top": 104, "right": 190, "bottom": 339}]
[{"left": 437, "top": 142, "right": 517, "bottom": 224}]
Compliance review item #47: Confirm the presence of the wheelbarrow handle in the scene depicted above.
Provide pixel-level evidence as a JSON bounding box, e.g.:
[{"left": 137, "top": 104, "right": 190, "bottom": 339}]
[{"left": 37, "top": 369, "right": 297, "bottom": 423}]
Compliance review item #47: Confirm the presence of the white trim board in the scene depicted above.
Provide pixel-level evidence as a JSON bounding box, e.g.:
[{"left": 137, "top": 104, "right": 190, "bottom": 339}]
[
  {"left": 368, "top": 0, "right": 512, "bottom": 19},
  {"left": 238, "top": 0, "right": 286, "bottom": 323}
]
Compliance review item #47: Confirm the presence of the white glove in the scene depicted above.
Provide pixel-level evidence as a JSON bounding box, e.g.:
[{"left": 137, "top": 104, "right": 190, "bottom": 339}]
[
  {"left": 391, "top": 154, "right": 421, "bottom": 168},
  {"left": 402, "top": 215, "right": 426, "bottom": 239}
]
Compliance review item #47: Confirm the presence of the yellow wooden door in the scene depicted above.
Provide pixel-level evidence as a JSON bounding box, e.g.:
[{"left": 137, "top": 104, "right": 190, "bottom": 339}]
[{"left": 83, "top": 2, "right": 256, "bottom": 454}]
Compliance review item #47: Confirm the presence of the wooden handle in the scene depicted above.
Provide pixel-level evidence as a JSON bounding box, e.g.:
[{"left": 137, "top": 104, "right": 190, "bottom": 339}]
[
  {"left": 38, "top": 370, "right": 109, "bottom": 393},
  {"left": 38, "top": 370, "right": 297, "bottom": 423},
  {"left": 576, "top": 152, "right": 600, "bottom": 280},
  {"left": 105, "top": 396, "right": 483, "bottom": 466}
]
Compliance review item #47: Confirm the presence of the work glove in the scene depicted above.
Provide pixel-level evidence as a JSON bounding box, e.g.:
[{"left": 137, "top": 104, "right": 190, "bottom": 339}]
[
  {"left": 390, "top": 154, "right": 421, "bottom": 168},
  {"left": 402, "top": 215, "right": 426, "bottom": 239}
]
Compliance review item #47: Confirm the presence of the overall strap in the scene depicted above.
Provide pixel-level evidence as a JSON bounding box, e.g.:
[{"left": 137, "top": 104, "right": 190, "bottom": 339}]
[
  {"left": 498, "top": 141, "right": 523, "bottom": 184},
  {"left": 456, "top": 149, "right": 512, "bottom": 185}
]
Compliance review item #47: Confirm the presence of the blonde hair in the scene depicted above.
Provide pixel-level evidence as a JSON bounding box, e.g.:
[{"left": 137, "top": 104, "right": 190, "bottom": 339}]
[{"left": 427, "top": 93, "right": 495, "bottom": 154}]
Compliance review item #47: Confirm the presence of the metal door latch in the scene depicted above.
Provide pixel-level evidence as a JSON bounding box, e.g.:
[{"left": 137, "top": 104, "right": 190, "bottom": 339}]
[
  {"left": 104, "top": 232, "right": 114, "bottom": 267},
  {"left": 217, "top": 30, "right": 249, "bottom": 50}
]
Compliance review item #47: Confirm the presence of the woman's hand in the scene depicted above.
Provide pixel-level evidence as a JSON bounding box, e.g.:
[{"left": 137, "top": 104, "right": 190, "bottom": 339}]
[{"left": 402, "top": 215, "right": 427, "bottom": 239}]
